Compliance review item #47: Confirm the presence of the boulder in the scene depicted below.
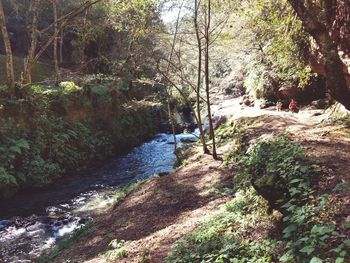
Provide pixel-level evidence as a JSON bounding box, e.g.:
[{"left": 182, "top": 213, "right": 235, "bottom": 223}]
[
  {"left": 180, "top": 136, "right": 198, "bottom": 143},
  {"left": 278, "top": 86, "right": 302, "bottom": 99},
  {"left": 223, "top": 80, "right": 245, "bottom": 98},
  {"left": 311, "top": 99, "right": 328, "bottom": 109},
  {"left": 257, "top": 99, "right": 275, "bottom": 109}
]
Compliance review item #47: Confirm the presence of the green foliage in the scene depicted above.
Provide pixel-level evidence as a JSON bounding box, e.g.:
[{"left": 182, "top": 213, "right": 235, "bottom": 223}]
[
  {"left": 108, "top": 247, "right": 128, "bottom": 260},
  {"left": 239, "top": 0, "right": 312, "bottom": 98},
  {"left": 0, "top": 85, "right": 157, "bottom": 198},
  {"left": 90, "top": 85, "right": 113, "bottom": 104},
  {"left": 0, "top": 121, "right": 29, "bottom": 196},
  {"left": 238, "top": 135, "right": 311, "bottom": 204},
  {"left": 27, "top": 82, "right": 82, "bottom": 98},
  {"left": 0, "top": 167, "right": 17, "bottom": 197},
  {"left": 237, "top": 135, "right": 349, "bottom": 262},
  {"left": 0, "top": 84, "right": 8, "bottom": 93},
  {"left": 167, "top": 189, "right": 279, "bottom": 263},
  {"left": 28, "top": 85, "right": 48, "bottom": 94},
  {"left": 90, "top": 85, "right": 111, "bottom": 96},
  {"left": 106, "top": 239, "right": 128, "bottom": 260},
  {"left": 59, "top": 82, "right": 82, "bottom": 94},
  {"left": 279, "top": 197, "right": 349, "bottom": 262}
]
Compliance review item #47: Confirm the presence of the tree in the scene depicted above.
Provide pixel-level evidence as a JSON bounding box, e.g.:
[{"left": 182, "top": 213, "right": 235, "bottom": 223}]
[
  {"left": 194, "top": 0, "right": 210, "bottom": 154},
  {"left": 104, "top": 0, "right": 163, "bottom": 77},
  {"left": 203, "top": 0, "right": 217, "bottom": 159},
  {"left": 52, "top": 0, "right": 60, "bottom": 81},
  {"left": 238, "top": 0, "right": 312, "bottom": 99},
  {"left": 156, "top": 0, "right": 229, "bottom": 158},
  {"left": 23, "top": 0, "right": 41, "bottom": 85},
  {"left": 287, "top": 0, "right": 350, "bottom": 110},
  {"left": 164, "top": 0, "right": 184, "bottom": 160},
  {"left": 0, "top": 0, "right": 15, "bottom": 95},
  {"left": 22, "top": 0, "right": 102, "bottom": 85},
  {"left": 156, "top": 0, "right": 210, "bottom": 155}
]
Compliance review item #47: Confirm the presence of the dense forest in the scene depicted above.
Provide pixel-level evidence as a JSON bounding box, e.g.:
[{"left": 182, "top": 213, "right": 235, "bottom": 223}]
[{"left": 0, "top": 0, "right": 349, "bottom": 262}]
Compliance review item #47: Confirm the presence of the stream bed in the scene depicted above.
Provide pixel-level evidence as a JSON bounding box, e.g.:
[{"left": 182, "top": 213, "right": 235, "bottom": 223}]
[{"left": 0, "top": 132, "right": 198, "bottom": 262}]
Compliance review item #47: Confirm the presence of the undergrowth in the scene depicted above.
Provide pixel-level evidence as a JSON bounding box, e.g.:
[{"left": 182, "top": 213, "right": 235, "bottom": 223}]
[
  {"left": 0, "top": 83, "right": 157, "bottom": 198},
  {"left": 167, "top": 188, "right": 281, "bottom": 263},
  {"left": 168, "top": 121, "right": 350, "bottom": 262},
  {"left": 237, "top": 135, "right": 349, "bottom": 262}
]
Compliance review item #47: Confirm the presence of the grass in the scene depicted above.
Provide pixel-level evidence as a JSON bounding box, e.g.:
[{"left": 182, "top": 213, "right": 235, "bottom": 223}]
[
  {"left": 112, "top": 180, "right": 146, "bottom": 208},
  {"left": 166, "top": 188, "right": 281, "bottom": 263},
  {"left": 0, "top": 54, "right": 55, "bottom": 84},
  {"left": 168, "top": 117, "right": 350, "bottom": 262},
  {"left": 104, "top": 239, "right": 129, "bottom": 261},
  {"left": 37, "top": 222, "right": 96, "bottom": 263}
]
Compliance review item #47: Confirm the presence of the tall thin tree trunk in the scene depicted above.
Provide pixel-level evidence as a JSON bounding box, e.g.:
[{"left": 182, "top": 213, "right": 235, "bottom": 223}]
[
  {"left": 0, "top": 1, "right": 15, "bottom": 95},
  {"left": 204, "top": 0, "right": 217, "bottom": 159},
  {"left": 59, "top": 0, "right": 63, "bottom": 65},
  {"left": 59, "top": 29, "right": 64, "bottom": 64},
  {"left": 52, "top": 0, "right": 60, "bottom": 82},
  {"left": 164, "top": 1, "right": 185, "bottom": 160},
  {"left": 80, "top": 9, "right": 88, "bottom": 68},
  {"left": 23, "top": 0, "right": 41, "bottom": 85},
  {"left": 167, "top": 94, "right": 178, "bottom": 156},
  {"left": 194, "top": 0, "right": 209, "bottom": 154}
]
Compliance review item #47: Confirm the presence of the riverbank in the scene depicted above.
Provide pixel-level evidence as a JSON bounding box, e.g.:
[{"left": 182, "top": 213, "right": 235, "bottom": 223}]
[
  {"left": 48, "top": 144, "right": 233, "bottom": 263},
  {"left": 1, "top": 132, "right": 198, "bottom": 262},
  {"left": 45, "top": 106, "right": 350, "bottom": 262},
  {"left": 0, "top": 81, "right": 162, "bottom": 199}
]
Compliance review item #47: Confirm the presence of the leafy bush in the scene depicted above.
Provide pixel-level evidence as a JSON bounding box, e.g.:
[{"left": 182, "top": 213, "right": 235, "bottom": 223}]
[
  {"left": 59, "top": 81, "right": 82, "bottom": 94},
  {"left": 238, "top": 135, "right": 311, "bottom": 213},
  {"left": 0, "top": 167, "right": 18, "bottom": 197},
  {"left": 238, "top": 135, "right": 349, "bottom": 262}
]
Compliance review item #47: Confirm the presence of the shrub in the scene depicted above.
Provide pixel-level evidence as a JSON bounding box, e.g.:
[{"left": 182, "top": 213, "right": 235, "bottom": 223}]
[
  {"left": 238, "top": 135, "right": 349, "bottom": 262},
  {"left": 59, "top": 81, "right": 82, "bottom": 94},
  {"left": 238, "top": 135, "right": 311, "bottom": 213}
]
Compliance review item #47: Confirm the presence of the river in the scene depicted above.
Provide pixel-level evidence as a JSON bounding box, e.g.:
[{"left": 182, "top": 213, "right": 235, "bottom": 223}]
[{"left": 0, "top": 132, "right": 198, "bottom": 263}]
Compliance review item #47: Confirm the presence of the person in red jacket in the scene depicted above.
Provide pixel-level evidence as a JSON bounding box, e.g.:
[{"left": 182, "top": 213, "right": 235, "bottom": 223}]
[{"left": 289, "top": 99, "right": 299, "bottom": 113}]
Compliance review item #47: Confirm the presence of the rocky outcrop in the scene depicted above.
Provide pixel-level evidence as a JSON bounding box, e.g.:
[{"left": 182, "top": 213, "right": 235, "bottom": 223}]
[
  {"left": 222, "top": 79, "right": 246, "bottom": 98},
  {"left": 278, "top": 76, "right": 327, "bottom": 103},
  {"left": 288, "top": 0, "right": 350, "bottom": 109}
]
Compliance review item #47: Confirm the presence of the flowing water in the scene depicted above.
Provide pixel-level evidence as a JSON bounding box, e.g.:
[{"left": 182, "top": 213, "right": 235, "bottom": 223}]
[{"left": 0, "top": 132, "right": 198, "bottom": 263}]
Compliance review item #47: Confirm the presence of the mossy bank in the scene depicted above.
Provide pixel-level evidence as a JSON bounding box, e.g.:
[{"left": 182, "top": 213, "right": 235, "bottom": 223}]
[{"left": 0, "top": 81, "right": 161, "bottom": 199}]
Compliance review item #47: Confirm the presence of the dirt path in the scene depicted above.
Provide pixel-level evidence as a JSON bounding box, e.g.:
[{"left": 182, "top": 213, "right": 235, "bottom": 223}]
[
  {"left": 52, "top": 105, "right": 350, "bottom": 263},
  {"left": 53, "top": 151, "right": 233, "bottom": 263}
]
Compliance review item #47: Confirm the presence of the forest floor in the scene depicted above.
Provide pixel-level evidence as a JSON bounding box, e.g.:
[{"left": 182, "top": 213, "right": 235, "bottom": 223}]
[{"left": 50, "top": 104, "right": 350, "bottom": 263}]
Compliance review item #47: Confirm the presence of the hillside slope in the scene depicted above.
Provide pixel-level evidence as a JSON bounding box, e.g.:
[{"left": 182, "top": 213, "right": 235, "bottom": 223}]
[{"left": 43, "top": 105, "right": 350, "bottom": 263}]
